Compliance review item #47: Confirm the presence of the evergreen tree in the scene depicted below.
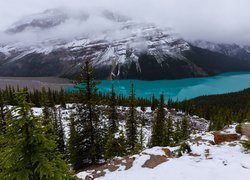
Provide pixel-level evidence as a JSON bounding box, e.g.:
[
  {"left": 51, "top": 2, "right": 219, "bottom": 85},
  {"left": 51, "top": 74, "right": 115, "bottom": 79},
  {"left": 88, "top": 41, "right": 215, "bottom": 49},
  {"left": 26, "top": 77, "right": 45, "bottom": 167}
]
[
  {"left": 173, "top": 120, "right": 181, "bottom": 144},
  {"left": 136, "top": 122, "right": 144, "bottom": 152},
  {"left": 242, "top": 138, "right": 250, "bottom": 150},
  {"left": 108, "top": 85, "right": 118, "bottom": 134},
  {"left": 165, "top": 117, "right": 174, "bottom": 146},
  {"left": 104, "top": 85, "right": 127, "bottom": 159},
  {"left": 104, "top": 130, "right": 126, "bottom": 160},
  {"left": 126, "top": 84, "right": 138, "bottom": 153},
  {"left": 0, "top": 90, "right": 7, "bottom": 135},
  {"left": 68, "top": 115, "right": 83, "bottom": 170},
  {"left": 59, "top": 89, "right": 66, "bottom": 109},
  {"left": 69, "top": 60, "right": 102, "bottom": 169},
  {"left": 53, "top": 107, "right": 66, "bottom": 154},
  {"left": 151, "top": 94, "right": 157, "bottom": 111},
  {"left": 180, "top": 116, "right": 191, "bottom": 140},
  {"left": 0, "top": 90, "right": 75, "bottom": 179},
  {"left": 151, "top": 94, "right": 166, "bottom": 147}
]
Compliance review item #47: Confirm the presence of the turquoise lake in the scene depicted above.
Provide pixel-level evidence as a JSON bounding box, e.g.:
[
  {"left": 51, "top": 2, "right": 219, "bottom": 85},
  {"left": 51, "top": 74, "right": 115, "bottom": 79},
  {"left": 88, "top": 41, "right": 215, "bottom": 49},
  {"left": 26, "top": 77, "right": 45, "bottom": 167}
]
[{"left": 66, "top": 72, "right": 250, "bottom": 101}]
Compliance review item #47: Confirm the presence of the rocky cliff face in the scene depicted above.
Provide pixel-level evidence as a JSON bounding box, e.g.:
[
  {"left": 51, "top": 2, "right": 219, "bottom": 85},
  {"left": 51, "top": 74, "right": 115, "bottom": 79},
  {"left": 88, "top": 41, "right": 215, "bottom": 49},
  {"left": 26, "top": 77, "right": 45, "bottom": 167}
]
[{"left": 0, "top": 9, "right": 249, "bottom": 79}]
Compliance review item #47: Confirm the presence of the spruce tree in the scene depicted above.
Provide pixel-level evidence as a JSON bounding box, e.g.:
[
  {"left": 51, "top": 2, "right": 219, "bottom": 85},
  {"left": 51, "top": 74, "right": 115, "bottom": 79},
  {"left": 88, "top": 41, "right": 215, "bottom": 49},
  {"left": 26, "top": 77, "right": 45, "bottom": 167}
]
[
  {"left": 68, "top": 115, "right": 83, "bottom": 170},
  {"left": 104, "top": 85, "right": 127, "bottom": 159},
  {"left": 165, "top": 117, "right": 174, "bottom": 146},
  {"left": 173, "top": 120, "right": 181, "bottom": 144},
  {"left": 69, "top": 60, "right": 102, "bottom": 169},
  {"left": 242, "top": 138, "right": 250, "bottom": 150},
  {"left": 126, "top": 84, "right": 138, "bottom": 153},
  {"left": 53, "top": 107, "right": 66, "bottom": 154},
  {"left": 151, "top": 94, "right": 166, "bottom": 147},
  {"left": 59, "top": 89, "right": 66, "bottom": 109},
  {"left": 180, "top": 116, "right": 191, "bottom": 141},
  {"left": 108, "top": 84, "right": 118, "bottom": 134},
  {"left": 151, "top": 94, "right": 157, "bottom": 111},
  {"left": 0, "top": 89, "right": 74, "bottom": 179},
  {"left": 104, "top": 130, "right": 126, "bottom": 159},
  {"left": 0, "top": 90, "right": 7, "bottom": 135}
]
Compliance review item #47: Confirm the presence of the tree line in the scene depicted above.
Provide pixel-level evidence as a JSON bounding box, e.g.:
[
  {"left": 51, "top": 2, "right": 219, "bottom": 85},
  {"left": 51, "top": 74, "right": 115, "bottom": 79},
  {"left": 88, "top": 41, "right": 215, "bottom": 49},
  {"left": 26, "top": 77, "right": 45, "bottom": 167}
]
[{"left": 170, "top": 89, "right": 250, "bottom": 130}]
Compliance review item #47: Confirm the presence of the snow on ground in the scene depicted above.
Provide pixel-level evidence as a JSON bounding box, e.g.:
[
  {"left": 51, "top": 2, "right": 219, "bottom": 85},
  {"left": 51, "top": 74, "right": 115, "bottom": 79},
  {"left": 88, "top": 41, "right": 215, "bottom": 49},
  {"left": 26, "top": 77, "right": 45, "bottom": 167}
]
[
  {"left": 28, "top": 104, "right": 250, "bottom": 180},
  {"left": 77, "top": 128, "right": 250, "bottom": 180}
]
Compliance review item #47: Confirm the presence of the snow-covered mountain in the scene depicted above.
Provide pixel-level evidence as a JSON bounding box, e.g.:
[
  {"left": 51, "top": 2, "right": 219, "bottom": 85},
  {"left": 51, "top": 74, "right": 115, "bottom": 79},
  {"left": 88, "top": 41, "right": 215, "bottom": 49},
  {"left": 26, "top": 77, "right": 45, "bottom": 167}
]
[
  {"left": 192, "top": 40, "right": 250, "bottom": 61},
  {"left": 0, "top": 9, "right": 249, "bottom": 79}
]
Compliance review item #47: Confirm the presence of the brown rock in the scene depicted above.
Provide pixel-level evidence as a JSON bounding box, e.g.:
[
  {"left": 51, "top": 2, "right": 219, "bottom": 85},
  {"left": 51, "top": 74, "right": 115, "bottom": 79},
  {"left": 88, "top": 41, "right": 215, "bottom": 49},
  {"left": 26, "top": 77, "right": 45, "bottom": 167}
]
[
  {"left": 189, "top": 152, "right": 201, "bottom": 157},
  {"left": 124, "top": 157, "right": 135, "bottom": 170},
  {"left": 193, "top": 136, "right": 215, "bottom": 145},
  {"left": 242, "top": 123, "right": 250, "bottom": 137},
  {"left": 142, "top": 155, "right": 168, "bottom": 169},
  {"left": 194, "top": 136, "right": 203, "bottom": 142},
  {"left": 162, "top": 148, "right": 172, "bottom": 158},
  {"left": 214, "top": 132, "right": 240, "bottom": 144}
]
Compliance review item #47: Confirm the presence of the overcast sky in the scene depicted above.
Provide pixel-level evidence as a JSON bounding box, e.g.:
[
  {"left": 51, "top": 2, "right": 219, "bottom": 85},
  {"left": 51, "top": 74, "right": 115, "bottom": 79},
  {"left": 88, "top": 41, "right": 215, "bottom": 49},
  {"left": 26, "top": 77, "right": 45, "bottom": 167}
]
[{"left": 0, "top": 0, "right": 250, "bottom": 45}]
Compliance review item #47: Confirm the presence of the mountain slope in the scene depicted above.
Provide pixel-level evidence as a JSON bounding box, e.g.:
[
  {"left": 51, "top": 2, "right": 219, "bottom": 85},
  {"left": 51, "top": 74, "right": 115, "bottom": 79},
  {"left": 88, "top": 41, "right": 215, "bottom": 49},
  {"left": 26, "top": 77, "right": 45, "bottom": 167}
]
[{"left": 0, "top": 9, "right": 249, "bottom": 80}]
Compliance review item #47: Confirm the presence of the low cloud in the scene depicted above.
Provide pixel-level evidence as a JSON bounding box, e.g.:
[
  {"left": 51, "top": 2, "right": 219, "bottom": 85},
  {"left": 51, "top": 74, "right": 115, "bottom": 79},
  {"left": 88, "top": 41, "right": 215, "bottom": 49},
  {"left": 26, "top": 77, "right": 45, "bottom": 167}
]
[{"left": 0, "top": 0, "right": 250, "bottom": 45}]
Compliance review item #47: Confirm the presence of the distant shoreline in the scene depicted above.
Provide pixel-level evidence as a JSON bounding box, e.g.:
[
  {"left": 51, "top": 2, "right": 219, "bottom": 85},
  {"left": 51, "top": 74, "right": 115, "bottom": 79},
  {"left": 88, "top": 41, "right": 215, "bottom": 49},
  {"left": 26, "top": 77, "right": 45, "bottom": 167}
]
[{"left": 0, "top": 77, "right": 73, "bottom": 91}]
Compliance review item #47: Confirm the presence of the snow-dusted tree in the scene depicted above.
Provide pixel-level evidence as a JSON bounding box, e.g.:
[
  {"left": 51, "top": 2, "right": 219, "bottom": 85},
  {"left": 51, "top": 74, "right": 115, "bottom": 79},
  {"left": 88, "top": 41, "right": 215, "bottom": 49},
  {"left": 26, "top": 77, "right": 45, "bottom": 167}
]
[
  {"left": 164, "top": 117, "right": 174, "bottom": 146},
  {"left": 53, "top": 107, "right": 66, "bottom": 154},
  {"left": 151, "top": 94, "right": 166, "bottom": 147},
  {"left": 69, "top": 60, "right": 103, "bottom": 169},
  {"left": 68, "top": 115, "right": 84, "bottom": 170},
  {"left": 108, "top": 84, "right": 119, "bottom": 134},
  {"left": 180, "top": 116, "right": 191, "bottom": 140},
  {"left": 126, "top": 84, "right": 138, "bottom": 153},
  {"left": 242, "top": 138, "right": 250, "bottom": 150},
  {"left": 0, "top": 90, "right": 7, "bottom": 135},
  {"left": 0, "top": 90, "right": 75, "bottom": 179},
  {"left": 104, "top": 130, "right": 126, "bottom": 159}
]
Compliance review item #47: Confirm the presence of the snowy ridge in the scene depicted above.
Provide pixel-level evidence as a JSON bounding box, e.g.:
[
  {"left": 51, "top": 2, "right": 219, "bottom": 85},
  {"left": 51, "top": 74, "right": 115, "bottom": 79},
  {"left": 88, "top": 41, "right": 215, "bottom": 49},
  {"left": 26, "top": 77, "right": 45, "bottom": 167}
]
[
  {"left": 0, "top": 9, "right": 190, "bottom": 73},
  {"left": 192, "top": 40, "right": 250, "bottom": 60}
]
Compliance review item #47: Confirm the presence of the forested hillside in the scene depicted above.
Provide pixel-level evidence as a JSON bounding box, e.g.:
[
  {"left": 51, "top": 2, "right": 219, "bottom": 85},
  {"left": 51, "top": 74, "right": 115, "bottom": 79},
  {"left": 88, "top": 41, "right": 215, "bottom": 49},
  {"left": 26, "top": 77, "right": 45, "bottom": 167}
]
[{"left": 171, "top": 88, "right": 250, "bottom": 130}]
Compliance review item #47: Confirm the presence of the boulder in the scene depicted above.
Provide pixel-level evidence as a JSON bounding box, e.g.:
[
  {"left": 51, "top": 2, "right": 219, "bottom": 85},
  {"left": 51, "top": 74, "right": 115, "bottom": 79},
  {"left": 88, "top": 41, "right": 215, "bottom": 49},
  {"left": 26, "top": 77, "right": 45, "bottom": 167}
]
[
  {"left": 193, "top": 136, "right": 215, "bottom": 145},
  {"left": 242, "top": 123, "right": 250, "bottom": 137},
  {"left": 142, "top": 155, "right": 168, "bottom": 169},
  {"left": 162, "top": 148, "right": 172, "bottom": 158},
  {"left": 214, "top": 132, "right": 240, "bottom": 144}
]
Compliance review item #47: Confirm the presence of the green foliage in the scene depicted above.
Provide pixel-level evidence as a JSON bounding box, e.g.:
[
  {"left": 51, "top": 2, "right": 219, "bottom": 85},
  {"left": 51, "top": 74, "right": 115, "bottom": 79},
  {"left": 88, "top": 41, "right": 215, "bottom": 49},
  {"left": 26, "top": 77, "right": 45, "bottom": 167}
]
[
  {"left": 108, "top": 85, "right": 119, "bottom": 134},
  {"left": 236, "top": 123, "right": 242, "bottom": 134},
  {"left": 126, "top": 84, "right": 138, "bottom": 153},
  {"left": 104, "top": 131, "right": 126, "bottom": 159},
  {"left": 150, "top": 94, "right": 166, "bottom": 147},
  {"left": 173, "top": 120, "right": 181, "bottom": 144},
  {"left": 164, "top": 117, "right": 174, "bottom": 146},
  {"left": 180, "top": 116, "right": 191, "bottom": 140},
  {"left": 0, "top": 90, "right": 7, "bottom": 135},
  {"left": 68, "top": 116, "right": 84, "bottom": 170},
  {"left": 242, "top": 138, "right": 250, "bottom": 150},
  {"left": 69, "top": 60, "right": 104, "bottom": 170},
  {"left": 177, "top": 142, "right": 191, "bottom": 157},
  {"left": 173, "top": 88, "right": 250, "bottom": 131},
  {"left": 0, "top": 89, "right": 75, "bottom": 179}
]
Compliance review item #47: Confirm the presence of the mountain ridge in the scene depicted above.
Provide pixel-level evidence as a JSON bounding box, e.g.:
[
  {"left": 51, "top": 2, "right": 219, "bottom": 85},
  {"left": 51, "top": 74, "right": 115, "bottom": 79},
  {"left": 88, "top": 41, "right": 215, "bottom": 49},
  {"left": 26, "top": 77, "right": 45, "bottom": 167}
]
[{"left": 0, "top": 9, "right": 249, "bottom": 80}]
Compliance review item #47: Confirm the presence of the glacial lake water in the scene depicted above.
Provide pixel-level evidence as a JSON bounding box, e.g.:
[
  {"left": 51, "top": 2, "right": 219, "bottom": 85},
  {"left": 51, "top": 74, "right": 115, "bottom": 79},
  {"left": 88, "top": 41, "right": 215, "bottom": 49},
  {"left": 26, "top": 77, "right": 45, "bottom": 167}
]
[{"left": 66, "top": 72, "right": 250, "bottom": 101}]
